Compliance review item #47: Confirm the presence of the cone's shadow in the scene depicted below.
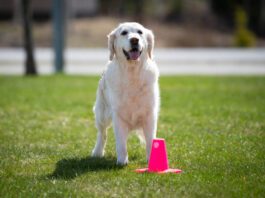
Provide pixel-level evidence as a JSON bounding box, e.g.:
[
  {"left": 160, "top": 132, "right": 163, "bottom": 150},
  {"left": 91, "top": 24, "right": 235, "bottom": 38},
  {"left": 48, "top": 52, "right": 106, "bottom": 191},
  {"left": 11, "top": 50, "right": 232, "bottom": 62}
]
[{"left": 48, "top": 156, "right": 122, "bottom": 180}]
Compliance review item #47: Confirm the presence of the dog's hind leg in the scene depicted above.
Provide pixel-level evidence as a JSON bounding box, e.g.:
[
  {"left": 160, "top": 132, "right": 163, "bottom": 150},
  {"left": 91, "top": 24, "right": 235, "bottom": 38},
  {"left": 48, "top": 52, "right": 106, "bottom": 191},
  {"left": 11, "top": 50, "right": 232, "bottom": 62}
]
[
  {"left": 92, "top": 122, "right": 109, "bottom": 157},
  {"left": 91, "top": 86, "right": 111, "bottom": 157}
]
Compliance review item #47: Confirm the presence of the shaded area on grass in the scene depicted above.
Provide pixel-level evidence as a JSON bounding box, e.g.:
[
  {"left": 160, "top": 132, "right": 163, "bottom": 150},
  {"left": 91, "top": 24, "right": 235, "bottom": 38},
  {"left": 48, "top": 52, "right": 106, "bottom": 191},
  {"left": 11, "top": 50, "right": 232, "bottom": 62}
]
[{"left": 48, "top": 156, "right": 122, "bottom": 180}]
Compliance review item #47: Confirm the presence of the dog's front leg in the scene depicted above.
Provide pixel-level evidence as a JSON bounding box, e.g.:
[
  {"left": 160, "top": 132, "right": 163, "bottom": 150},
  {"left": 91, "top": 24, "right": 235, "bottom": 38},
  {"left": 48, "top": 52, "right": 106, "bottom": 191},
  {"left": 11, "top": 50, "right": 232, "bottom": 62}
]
[{"left": 112, "top": 115, "right": 129, "bottom": 165}]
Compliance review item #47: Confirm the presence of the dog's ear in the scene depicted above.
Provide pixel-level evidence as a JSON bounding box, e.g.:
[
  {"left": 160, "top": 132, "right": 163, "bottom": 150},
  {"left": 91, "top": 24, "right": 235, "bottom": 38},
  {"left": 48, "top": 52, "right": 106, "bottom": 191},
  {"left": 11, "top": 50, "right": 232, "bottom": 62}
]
[
  {"left": 146, "top": 29, "right": 154, "bottom": 59},
  {"left": 107, "top": 30, "right": 116, "bottom": 61}
]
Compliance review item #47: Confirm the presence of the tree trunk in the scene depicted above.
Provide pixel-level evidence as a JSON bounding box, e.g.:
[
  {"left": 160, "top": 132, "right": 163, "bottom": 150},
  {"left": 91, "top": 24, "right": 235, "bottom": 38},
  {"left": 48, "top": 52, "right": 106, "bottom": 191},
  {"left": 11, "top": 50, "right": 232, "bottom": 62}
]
[{"left": 21, "top": 0, "right": 37, "bottom": 75}]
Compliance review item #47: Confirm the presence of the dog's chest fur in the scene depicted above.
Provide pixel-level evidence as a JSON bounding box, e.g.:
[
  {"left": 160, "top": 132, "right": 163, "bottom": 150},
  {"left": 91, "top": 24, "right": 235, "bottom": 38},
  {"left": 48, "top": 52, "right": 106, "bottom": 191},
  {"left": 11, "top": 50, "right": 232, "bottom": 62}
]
[{"left": 107, "top": 64, "right": 155, "bottom": 129}]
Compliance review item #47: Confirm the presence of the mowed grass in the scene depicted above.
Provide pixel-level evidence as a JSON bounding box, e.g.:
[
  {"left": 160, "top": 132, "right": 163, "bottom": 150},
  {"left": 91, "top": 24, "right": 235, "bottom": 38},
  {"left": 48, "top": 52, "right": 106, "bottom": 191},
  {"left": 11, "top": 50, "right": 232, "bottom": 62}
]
[{"left": 0, "top": 75, "right": 264, "bottom": 197}]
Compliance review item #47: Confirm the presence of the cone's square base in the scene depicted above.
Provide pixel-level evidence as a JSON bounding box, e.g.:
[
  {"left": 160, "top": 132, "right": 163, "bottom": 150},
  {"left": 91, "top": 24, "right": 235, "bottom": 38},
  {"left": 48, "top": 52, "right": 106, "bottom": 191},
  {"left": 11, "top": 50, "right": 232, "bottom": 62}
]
[{"left": 135, "top": 168, "right": 182, "bottom": 174}]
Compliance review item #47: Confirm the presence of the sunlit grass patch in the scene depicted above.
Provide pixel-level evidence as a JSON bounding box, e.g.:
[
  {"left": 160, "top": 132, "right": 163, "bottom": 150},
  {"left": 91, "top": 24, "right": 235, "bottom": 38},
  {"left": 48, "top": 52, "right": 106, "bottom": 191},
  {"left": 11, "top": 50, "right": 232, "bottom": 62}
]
[{"left": 0, "top": 75, "right": 264, "bottom": 197}]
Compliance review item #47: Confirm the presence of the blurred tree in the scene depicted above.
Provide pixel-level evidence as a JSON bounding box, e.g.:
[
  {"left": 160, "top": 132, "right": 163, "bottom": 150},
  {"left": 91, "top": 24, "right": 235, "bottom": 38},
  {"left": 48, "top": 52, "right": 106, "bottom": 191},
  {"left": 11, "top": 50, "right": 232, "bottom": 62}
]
[
  {"left": 244, "top": 0, "right": 265, "bottom": 37},
  {"left": 210, "top": 0, "right": 235, "bottom": 26},
  {"left": 98, "top": 0, "right": 110, "bottom": 15},
  {"left": 98, "top": 0, "right": 145, "bottom": 23},
  {"left": 98, "top": 0, "right": 124, "bottom": 16},
  {"left": 234, "top": 7, "right": 256, "bottom": 47},
  {"left": 166, "top": 0, "right": 183, "bottom": 22},
  {"left": 210, "top": 0, "right": 265, "bottom": 36},
  {"left": 21, "top": 0, "right": 37, "bottom": 75},
  {"left": 134, "top": 0, "right": 144, "bottom": 23}
]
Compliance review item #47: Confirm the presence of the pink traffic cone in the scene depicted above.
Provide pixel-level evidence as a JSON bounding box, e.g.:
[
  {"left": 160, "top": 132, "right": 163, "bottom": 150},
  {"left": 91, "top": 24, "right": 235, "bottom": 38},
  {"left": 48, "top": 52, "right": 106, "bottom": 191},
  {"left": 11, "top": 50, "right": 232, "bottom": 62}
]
[{"left": 135, "top": 138, "right": 182, "bottom": 174}]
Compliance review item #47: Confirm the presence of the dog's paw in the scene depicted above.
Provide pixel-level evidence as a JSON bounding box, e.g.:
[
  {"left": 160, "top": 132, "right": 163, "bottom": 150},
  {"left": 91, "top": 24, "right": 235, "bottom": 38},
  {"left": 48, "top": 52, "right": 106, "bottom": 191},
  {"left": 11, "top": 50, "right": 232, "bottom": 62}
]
[
  {"left": 116, "top": 156, "right": 129, "bottom": 166},
  {"left": 91, "top": 148, "right": 104, "bottom": 157},
  {"left": 116, "top": 160, "right": 128, "bottom": 166}
]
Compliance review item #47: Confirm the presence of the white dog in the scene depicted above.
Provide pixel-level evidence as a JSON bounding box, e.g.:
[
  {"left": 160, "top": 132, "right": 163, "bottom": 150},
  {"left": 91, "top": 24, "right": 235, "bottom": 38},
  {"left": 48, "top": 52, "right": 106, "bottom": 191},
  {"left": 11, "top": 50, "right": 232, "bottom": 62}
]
[{"left": 91, "top": 22, "right": 160, "bottom": 165}]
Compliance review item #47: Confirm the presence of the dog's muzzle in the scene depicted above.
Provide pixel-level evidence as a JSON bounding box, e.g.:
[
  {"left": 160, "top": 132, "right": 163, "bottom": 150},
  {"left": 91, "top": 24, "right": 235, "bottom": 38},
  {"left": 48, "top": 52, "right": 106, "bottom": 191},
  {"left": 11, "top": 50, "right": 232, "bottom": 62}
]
[
  {"left": 123, "top": 37, "right": 142, "bottom": 61},
  {"left": 123, "top": 48, "right": 142, "bottom": 61}
]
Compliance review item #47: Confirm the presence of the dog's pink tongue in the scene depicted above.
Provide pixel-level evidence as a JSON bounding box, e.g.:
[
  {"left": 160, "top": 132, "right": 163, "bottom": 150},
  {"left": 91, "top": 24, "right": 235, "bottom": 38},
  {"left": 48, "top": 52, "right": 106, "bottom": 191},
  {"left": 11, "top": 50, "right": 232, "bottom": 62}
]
[{"left": 129, "top": 51, "right": 140, "bottom": 60}]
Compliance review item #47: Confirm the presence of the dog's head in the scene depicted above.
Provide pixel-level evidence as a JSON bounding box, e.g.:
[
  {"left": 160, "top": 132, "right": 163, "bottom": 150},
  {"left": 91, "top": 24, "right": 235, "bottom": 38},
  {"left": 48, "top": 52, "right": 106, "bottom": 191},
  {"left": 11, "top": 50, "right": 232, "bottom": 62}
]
[{"left": 107, "top": 22, "right": 154, "bottom": 62}]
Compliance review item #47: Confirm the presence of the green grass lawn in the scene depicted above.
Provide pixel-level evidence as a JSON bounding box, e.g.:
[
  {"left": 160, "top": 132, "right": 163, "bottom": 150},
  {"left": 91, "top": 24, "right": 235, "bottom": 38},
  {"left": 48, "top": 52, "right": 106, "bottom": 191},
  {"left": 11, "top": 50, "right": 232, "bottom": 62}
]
[{"left": 0, "top": 75, "right": 264, "bottom": 197}]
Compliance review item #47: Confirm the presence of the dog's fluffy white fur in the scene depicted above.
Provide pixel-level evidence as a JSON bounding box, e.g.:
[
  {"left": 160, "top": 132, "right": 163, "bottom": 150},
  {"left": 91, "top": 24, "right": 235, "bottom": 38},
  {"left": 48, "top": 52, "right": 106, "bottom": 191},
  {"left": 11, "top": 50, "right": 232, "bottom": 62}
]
[{"left": 91, "top": 22, "right": 160, "bottom": 165}]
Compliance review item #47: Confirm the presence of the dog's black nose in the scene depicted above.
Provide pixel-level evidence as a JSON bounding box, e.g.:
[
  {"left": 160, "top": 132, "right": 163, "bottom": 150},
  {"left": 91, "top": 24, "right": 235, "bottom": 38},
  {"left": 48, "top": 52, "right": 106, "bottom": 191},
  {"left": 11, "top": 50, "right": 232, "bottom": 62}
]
[{"left": 130, "top": 37, "right": 139, "bottom": 45}]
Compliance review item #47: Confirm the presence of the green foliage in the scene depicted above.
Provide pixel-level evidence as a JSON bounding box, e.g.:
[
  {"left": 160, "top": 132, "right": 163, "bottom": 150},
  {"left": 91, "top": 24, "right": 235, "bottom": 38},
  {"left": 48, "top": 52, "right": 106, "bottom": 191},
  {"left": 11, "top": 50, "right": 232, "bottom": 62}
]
[
  {"left": 234, "top": 7, "right": 256, "bottom": 47},
  {"left": 0, "top": 76, "right": 265, "bottom": 197}
]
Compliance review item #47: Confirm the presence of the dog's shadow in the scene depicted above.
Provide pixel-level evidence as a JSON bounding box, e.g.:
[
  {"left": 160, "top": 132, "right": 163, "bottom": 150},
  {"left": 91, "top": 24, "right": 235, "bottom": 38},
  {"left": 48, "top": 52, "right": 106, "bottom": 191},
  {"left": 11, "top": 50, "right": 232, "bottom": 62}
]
[{"left": 47, "top": 156, "right": 122, "bottom": 180}]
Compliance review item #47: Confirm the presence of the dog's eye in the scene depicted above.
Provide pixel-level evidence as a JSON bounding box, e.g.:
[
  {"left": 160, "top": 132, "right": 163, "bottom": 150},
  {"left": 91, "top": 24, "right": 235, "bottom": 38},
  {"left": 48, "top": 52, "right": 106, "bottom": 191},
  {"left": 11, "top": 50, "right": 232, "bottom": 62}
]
[
  {"left": 121, "top": 31, "right": 128, "bottom": 36},
  {"left": 137, "top": 30, "right": 143, "bottom": 35}
]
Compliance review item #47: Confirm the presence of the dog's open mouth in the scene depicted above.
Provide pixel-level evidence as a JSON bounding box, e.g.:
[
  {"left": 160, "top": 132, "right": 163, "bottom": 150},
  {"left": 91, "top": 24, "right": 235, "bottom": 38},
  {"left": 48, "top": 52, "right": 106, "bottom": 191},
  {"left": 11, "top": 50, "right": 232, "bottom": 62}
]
[{"left": 123, "top": 48, "right": 142, "bottom": 61}]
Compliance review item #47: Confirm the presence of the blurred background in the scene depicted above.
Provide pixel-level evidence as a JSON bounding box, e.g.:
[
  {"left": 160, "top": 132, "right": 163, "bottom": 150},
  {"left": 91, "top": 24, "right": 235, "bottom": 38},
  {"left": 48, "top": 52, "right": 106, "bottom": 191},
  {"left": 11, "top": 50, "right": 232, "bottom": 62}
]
[{"left": 0, "top": 0, "right": 264, "bottom": 75}]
